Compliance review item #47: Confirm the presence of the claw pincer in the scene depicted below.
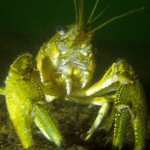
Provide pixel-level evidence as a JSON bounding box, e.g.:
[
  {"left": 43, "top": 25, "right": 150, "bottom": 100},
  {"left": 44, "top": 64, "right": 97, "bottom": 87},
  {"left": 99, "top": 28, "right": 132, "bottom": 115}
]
[{"left": 5, "top": 53, "right": 63, "bottom": 148}]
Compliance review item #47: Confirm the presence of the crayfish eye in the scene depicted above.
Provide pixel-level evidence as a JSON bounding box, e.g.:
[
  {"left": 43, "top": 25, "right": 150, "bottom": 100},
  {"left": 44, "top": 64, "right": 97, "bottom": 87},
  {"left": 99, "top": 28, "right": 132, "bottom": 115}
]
[{"left": 56, "top": 25, "right": 64, "bottom": 35}]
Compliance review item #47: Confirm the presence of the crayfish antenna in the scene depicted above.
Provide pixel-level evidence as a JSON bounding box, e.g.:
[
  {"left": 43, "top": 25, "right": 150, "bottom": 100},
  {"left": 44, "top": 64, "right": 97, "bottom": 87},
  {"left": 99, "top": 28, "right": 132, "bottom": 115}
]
[
  {"left": 87, "top": 7, "right": 145, "bottom": 34},
  {"left": 74, "top": 0, "right": 84, "bottom": 31},
  {"left": 87, "top": 0, "right": 100, "bottom": 24}
]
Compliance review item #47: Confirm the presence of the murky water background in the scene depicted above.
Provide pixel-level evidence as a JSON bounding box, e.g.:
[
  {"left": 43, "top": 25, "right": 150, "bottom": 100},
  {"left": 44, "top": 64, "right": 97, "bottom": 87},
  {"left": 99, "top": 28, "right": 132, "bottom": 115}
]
[{"left": 0, "top": 0, "right": 149, "bottom": 149}]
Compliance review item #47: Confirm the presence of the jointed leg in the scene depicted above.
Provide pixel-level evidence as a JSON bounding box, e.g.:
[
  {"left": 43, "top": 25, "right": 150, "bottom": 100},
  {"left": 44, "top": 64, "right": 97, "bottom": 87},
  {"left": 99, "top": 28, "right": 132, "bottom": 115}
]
[
  {"left": 68, "top": 96, "right": 112, "bottom": 140},
  {"left": 85, "top": 100, "right": 110, "bottom": 140}
]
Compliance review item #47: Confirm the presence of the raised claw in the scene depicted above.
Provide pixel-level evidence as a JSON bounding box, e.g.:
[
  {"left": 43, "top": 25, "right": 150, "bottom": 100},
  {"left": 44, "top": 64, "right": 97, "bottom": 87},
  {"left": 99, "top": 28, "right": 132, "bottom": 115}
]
[
  {"left": 113, "top": 81, "right": 147, "bottom": 150},
  {"left": 4, "top": 53, "right": 63, "bottom": 149},
  {"left": 5, "top": 54, "right": 37, "bottom": 148}
]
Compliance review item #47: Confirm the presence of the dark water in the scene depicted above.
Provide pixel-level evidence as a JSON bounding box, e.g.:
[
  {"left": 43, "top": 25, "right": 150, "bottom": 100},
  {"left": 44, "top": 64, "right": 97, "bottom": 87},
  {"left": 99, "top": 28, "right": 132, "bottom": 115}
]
[{"left": 0, "top": 0, "right": 149, "bottom": 149}]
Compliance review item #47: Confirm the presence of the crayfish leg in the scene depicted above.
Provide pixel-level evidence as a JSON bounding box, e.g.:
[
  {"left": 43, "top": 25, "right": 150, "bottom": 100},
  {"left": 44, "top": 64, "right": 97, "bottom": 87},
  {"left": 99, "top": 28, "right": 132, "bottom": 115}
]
[{"left": 85, "top": 98, "right": 110, "bottom": 140}]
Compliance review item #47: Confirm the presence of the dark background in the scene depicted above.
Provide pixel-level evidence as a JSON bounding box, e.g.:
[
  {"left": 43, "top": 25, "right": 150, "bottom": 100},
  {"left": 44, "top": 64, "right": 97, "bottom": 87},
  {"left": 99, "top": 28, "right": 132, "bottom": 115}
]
[
  {"left": 0, "top": 0, "right": 149, "bottom": 86},
  {"left": 0, "top": 0, "right": 149, "bottom": 148},
  {"left": 0, "top": 0, "right": 149, "bottom": 83}
]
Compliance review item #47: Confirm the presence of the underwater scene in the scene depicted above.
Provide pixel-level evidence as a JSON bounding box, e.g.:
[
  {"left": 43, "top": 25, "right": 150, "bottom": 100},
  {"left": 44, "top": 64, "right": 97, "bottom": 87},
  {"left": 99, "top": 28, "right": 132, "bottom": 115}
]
[{"left": 0, "top": 0, "right": 150, "bottom": 150}]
